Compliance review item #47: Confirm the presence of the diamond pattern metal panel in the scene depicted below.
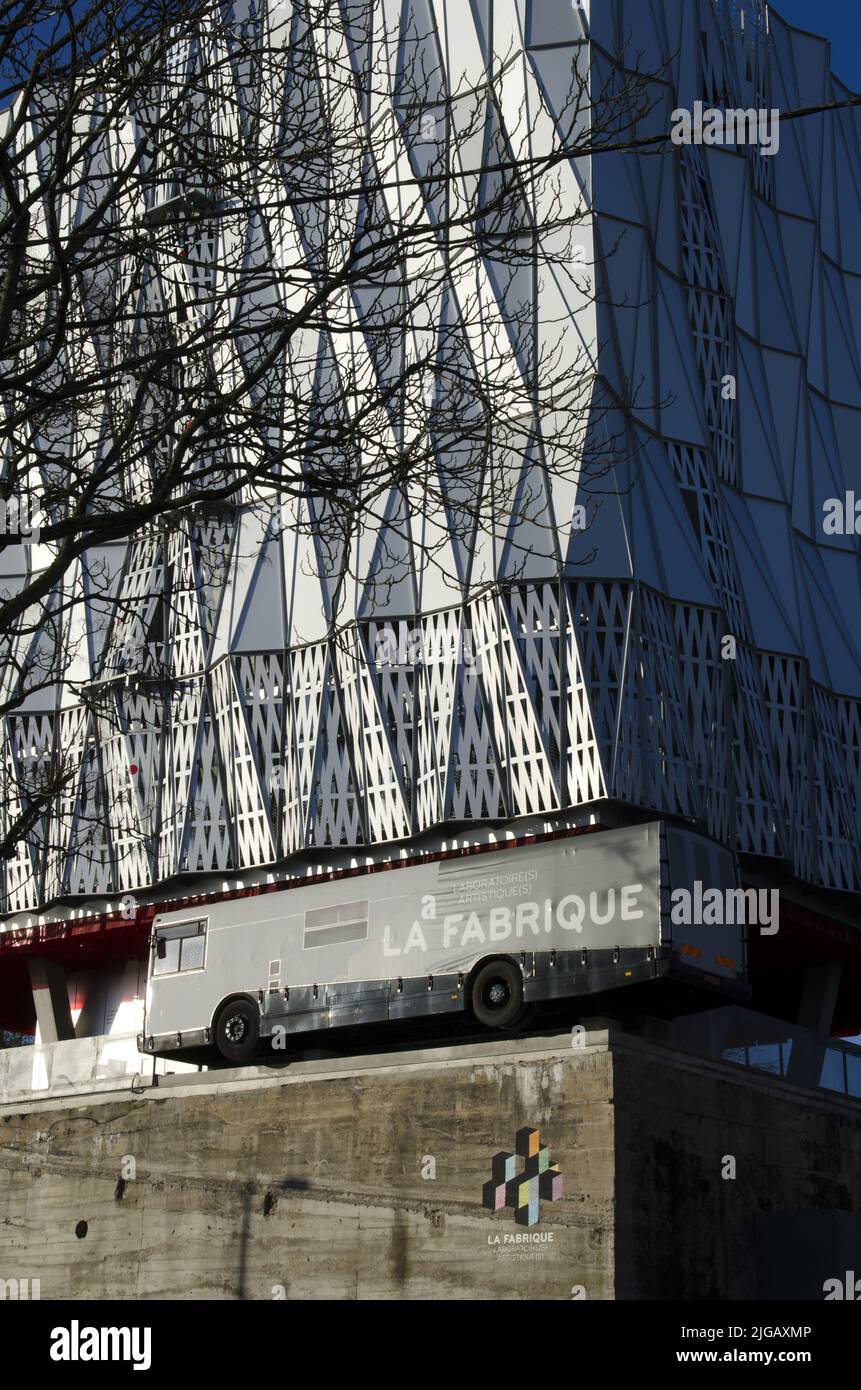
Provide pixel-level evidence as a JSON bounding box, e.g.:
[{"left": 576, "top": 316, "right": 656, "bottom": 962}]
[{"left": 3, "top": 0, "right": 861, "bottom": 915}]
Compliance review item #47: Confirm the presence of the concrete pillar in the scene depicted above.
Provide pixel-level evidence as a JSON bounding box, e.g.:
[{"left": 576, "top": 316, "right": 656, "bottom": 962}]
[
  {"left": 73, "top": 969, "right": 108, "bottom": 1039},
  {"left": 797, "top": 961, "right": 842, "bottom": 1034},
  {"left": 75, "top": 960, "right": 146, "bottom": 1037},
  {"left": 786, "top": 962, "right": 843, "bottom": 1089},
  {"left": 28, "top": 957, "right": 75, "bottom": 1044}
]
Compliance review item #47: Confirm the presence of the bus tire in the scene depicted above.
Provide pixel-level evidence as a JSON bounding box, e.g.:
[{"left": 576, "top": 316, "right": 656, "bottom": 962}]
[
  {"left": 213, "top": 997, "right": 260, "bottom": 1062},
  {"left": 470, "top": 960, "right": 525, "bottom": 1030}
]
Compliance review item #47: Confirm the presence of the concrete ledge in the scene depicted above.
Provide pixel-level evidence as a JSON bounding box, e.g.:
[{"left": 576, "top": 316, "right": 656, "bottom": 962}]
[
  {"left": 0, "top": 1034, "right": 199, "bottom": 1104},
  {"left": 153, "top": 1023, "right": 614, "bottom": 1094},
  {"left": 0, "top": 1020, "right": 613, "bottom": 1108}
]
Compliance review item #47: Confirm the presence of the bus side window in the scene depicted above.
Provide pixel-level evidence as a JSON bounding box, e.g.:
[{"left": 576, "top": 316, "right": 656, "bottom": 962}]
[
  {"left": 180, "top": 932, "right": 205, "bottom": 971},
  {"left": 154, "top": 937, "right": 181, "bottom": 976},
  {"left": 153, "top": 919, "right": 207, "bottom": 976}
]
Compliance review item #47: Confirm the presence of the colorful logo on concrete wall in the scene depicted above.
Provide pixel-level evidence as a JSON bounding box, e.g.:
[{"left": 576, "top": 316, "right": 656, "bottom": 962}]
[{"left": 482, "top": 1127, "right": 563, "bottom": 1227}]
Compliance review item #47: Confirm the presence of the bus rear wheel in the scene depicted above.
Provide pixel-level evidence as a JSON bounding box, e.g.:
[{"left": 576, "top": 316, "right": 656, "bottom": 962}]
[
  {"left": 470, "top": 961, "right": 526, "bottom": 1030},
  {"left": 214, "top": 998, "right": 260, "bottom": 1063}
]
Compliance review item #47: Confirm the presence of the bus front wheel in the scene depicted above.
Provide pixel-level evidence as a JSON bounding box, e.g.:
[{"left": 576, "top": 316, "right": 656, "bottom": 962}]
[
  {"left": 470, "top": 961, "right": 526, "bottom": 1030},
  {"left": 214, "top": 998, "right": 260, "bottom": 1063}
]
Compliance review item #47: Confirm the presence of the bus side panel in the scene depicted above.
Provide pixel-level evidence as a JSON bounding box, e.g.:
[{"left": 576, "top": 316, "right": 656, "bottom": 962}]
[
  {"left": 145, "top": 821, "right": 665, "bottom": 1043},
  {"left": 145, "top": 901, "right": 303, "bottom": 1039},
  {"left": 144, "top": 901, "right": 227, "bottom": 1038},
  {"left": 338, "top": 821, "right": 663, "bottom": 982},
  {"left": 661, "top": 825, "right": 747, "bottom": 989}
]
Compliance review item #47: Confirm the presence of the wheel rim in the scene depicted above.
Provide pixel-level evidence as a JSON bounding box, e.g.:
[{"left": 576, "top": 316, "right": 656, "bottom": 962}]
[
  {"left": 224, "top": 1013, "right": 248, "bottom": 1044},
  {"left": 483, "top": 977, "right": 510, "bottom": 1010}
]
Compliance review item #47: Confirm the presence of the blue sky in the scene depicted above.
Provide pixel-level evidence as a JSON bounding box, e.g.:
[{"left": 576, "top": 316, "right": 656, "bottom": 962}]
[
  {"left": 773, "top": 0, "right": 861, "bottom": 91},
  {"left": 3, "top": 2, "right": 860, "bottom": 97}
]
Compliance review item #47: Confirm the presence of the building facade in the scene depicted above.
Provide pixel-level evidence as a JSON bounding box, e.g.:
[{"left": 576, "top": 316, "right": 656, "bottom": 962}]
[{"left": 2, "top": 0, "right": 861, "bottom": 1038}]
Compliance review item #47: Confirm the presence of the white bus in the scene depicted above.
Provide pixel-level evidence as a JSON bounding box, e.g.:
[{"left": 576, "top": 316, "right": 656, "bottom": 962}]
[{"left": 138, "top": 820, "right": 746, "bottom": 1063}]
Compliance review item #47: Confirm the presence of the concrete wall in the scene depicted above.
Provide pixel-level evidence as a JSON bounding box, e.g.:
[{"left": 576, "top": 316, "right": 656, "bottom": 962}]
[
  {"left": 0, "top": 1034, "right": 613, "bottom": 1300},
  {"left": 613, "top": 1046, "right": 861, "bottom": 1300},
  {"left": 0, "top": 1031, "right": 859, "bottom": 1300},
  {"left": 0, "top": 1034, "right": 200, "bottom": 1105}
]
